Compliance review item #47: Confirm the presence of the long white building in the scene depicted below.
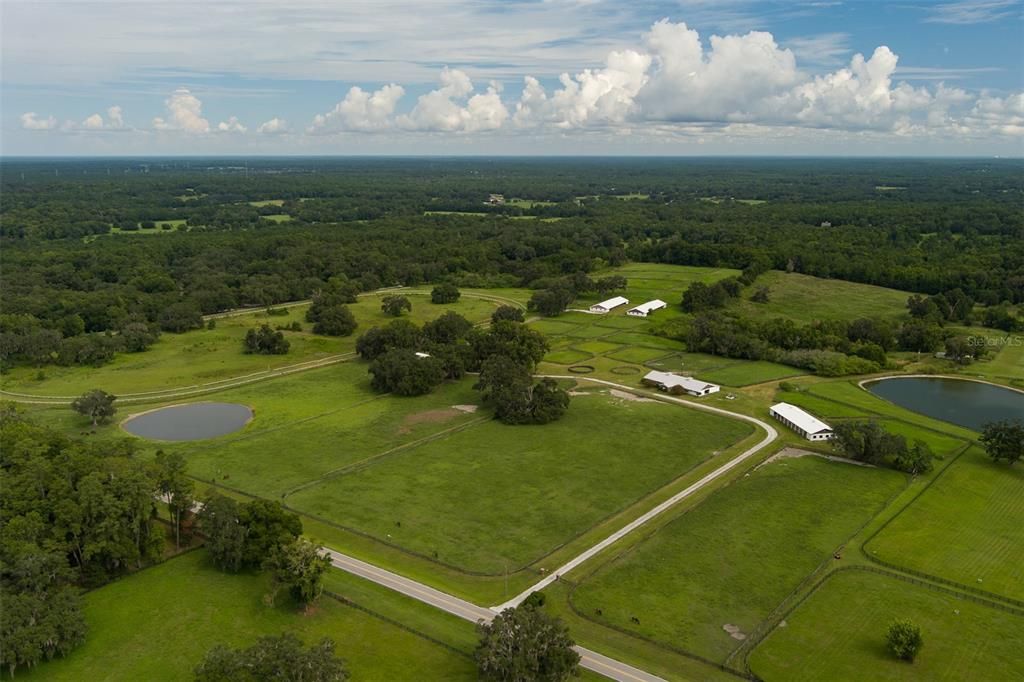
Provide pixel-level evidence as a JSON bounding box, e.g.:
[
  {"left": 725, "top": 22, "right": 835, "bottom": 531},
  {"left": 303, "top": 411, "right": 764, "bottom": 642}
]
[
  {"left": 770, "top": 402, "right": 834, "bottom": 441},
  {"left": 589, "top": 296, "right": 629, "bottom": 313},
  {"left": 627, "top": 299, "right": 668, "bottom": 317},
  {"left": 642, "top": 370, "right": 720, "bottom": 397}
]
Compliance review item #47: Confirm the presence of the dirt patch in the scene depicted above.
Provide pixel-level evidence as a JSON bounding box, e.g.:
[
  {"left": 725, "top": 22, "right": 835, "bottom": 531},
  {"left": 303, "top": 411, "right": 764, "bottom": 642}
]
[
  {"left": 398, "top": 408, "right": 462, "bottom": 434},
  {"left": 610, "top": 389, "right": 655, "bottom": 403},
  {"left": 755, "top": 447, "right": 875, "bottom": 472},
  {"left": 723, "top": 624, "right": 747, "bottom": 640},
  {"left": 452, "top": 404, "right": 478, "bottom": 413}
]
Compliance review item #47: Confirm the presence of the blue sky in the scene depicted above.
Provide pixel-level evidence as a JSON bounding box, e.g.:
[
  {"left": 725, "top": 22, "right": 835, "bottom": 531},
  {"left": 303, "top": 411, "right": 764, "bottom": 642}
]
[{"left": 2, "top": 0, "right": 1022, "bottom": 155}]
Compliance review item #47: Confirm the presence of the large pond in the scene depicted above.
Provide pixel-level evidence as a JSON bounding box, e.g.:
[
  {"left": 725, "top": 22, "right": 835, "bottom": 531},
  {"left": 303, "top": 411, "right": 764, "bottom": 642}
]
[
  {"left": 865, "top": 377, "right": 1024, "bottom": 431},
  {"left": 122, "top": 402, "right": 253, "bottom": 441}
]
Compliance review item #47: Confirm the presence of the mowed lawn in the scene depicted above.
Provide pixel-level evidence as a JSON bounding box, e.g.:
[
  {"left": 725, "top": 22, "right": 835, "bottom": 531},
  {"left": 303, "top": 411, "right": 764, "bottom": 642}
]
[
  {"left": 749, "top": 569, "right": 1024, "bottom": 681},
  {"left": 866, "top": 447, "right": 1024, "bottom": 601},
  {"left": 287, "top": 391, "right": 753, "bottom": 574},
  {"left": 571, "top": 456, "right": 906, "bottom": 662},
  {"left": 164, "top": 366, "right": 486, "bottom": 497},
  {"left": 23, "top": 551, "right": 476, "bottom": 682},
  {"left": 734, "top": 271, "right": 911, "bottom": 323},
  {"left": 0, "top": 291, "right": 499, "bottom": 397}
]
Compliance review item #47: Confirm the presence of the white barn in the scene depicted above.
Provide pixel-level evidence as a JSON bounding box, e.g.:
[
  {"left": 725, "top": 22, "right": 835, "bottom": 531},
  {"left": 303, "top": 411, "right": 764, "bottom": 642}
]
[
  {"left": 642, "top": 370, "right": 720, "bottom": 397},
  {"left": 770, "top": 402, "right": 834, "bottom": 441},
  {"left": 627, "top": 299, "right": 668, "bottom": 317},
  {"left": 590, "top": 296, "right": 629, "bottom": 314}
]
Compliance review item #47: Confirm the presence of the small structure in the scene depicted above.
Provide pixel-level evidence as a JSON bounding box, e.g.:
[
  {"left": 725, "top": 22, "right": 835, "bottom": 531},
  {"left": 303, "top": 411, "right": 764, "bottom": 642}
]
[
  {"left": 642, "top": 370, "right": 720, "bottom": 397},
  {"left": 820, "top": 221, "right": 832, "bottom": 228},
  {"left": 486, "top": 193, "right": 505, "bottom": 205},
  {"left": 414, "top": 351, "right": 432, "bottom": 359},
  {"left": 770, "top": 402, "right": 834, "bottom": 441},
  {"left": 627, "top": 299, "right": 667, "bottom": 317},
  {"left": 589, "top": 296, "right": 629, "bottom": 314}
]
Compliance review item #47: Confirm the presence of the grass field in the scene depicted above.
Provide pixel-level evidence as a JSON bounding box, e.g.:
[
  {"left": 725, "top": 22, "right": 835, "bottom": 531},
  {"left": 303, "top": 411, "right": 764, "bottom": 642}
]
[
  {"left": 571, "top": 456, "right": 907, "bottom": 662},
  {"left": 865, "top": 447, "right": 1024, "bottom": 601},
  {"left": 734, "top": 271, "right": 911, "bottom": 323},
  {"left": 647, "top": 353, "right": 803, "bottom": 386},
  {"left": 0, "top": 291, "right": 501, "bottom": 397},
  {"left": 749, "top": 569, "right": 1024, "bottom": 681},
  {"left": 24, "top": 551, "right": 476, "bottom": 681},
  {"left": 286, "top": 389, "right": 753, "bottom": 574},
  {"left": 249, "top": 199, "right": 285, "bottom": 206}
]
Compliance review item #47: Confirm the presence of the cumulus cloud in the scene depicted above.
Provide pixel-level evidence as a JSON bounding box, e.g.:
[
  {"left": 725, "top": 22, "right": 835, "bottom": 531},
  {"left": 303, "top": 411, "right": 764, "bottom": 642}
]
[
  {"left": 152, "top": 88, "right": 210, "bottom": 133},
  {"left": 20, "top": 112, "right": 57, "bottom": 130},
  {"left": 257, "top": 117, "right": 289, "bottom": 134},
  {"left": 74, "top": 105, "right": 127, "bottom": 131},
  {"left": 216, "top": 116, "right": 247, "bottom": 133},
  {"left": 398, "top": 68, "right": 509, "bottom": 132},
  {"left": 310, "top": 84, "right": 404, "bottom": 132}
]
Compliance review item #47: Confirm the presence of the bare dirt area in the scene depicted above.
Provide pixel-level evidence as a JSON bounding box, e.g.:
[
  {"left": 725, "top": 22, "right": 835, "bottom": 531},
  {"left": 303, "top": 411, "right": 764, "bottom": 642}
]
[{"left": 398, "top": 408, "right": 464, "bottom": 434}]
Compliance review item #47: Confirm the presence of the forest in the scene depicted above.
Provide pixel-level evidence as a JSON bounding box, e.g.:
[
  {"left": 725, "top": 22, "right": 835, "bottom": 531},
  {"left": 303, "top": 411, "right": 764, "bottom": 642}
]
[{"left": 1, "top": 157, "right": 1022, "bottom": 372}]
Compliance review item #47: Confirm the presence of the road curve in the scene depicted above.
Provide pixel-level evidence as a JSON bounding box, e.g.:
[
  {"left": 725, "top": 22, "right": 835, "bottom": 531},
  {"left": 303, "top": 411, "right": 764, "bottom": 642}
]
[
  {"left": 494, "top": 376, "right": 778, "bottom": 611},
  {"left": 323, "top": 549, "right": 665, "bottom": 682}
]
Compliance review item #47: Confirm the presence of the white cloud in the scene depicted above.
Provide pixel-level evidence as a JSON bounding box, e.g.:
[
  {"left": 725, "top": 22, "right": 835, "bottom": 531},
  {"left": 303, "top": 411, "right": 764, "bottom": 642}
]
[
  {"left": 152, "top": 88, "right": 210, "bottom": 133},
  {"left": 398, "top": 68, "right": 509, "bottom": 132},
  {"left": 82, "top": 113, "right": 105, "bottom": 129},
  {"left": 963, "top": 92, "right": 1024, "bottom": 136},
  {"left": 257, "top": 117, "right": 289, "bottom": 134},
  {"left": 73, "top": 105, "right": 126, "bottom": 131},
  {"left": 20, "top": 112, "right": 57, "bottom": 130},
  {"left": 216, "top": 116, "right": 247, "bottom": 133},
  {"left": 925, "top": 0, "right": 1021, "bottom": 24},
  {"left": 310, "top": 84, "right": 405, "bottom": 132},
  {"left": 107, "top": 105, "right": 124, "bottom": 128}
]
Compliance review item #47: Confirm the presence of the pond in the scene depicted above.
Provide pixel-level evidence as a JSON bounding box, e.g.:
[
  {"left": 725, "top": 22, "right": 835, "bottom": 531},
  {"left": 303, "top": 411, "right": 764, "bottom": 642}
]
[
  {"left": 865, "top": 377, "right": 1024, "bottom": 431},
  {"left": 122, "top": 402, "right": 253, "bottom": 441}
]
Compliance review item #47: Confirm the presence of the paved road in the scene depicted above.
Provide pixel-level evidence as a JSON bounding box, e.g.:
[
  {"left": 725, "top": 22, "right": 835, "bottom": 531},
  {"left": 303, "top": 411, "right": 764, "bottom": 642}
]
[
  {"left": 324, "top": 549, "right": 666, "bottom": 682},
  {"left": 494, "top": 376, "right": 778, "bottom": 611}
]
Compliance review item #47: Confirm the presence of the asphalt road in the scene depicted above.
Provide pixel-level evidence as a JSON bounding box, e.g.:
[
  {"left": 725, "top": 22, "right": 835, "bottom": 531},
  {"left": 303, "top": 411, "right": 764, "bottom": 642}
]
[{"left": 324, "top": 549, "right": 667, "bottom": 682}]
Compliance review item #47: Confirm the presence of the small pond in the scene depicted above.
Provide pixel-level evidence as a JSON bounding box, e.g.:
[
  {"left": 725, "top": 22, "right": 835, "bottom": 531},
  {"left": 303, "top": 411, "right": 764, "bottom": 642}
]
[
  {"left": 865, "top": 377, "right": 1024, "bottom": 431},
  {"left": 122, "top": 402, "right": 253, "bottom": 441}
]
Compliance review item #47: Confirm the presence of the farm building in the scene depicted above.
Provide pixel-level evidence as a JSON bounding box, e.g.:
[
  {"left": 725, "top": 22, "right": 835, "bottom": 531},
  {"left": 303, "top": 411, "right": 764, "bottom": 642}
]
[
  {"left": 627, "top": 299, "right": 668, "bottom": 317},
  {"left": 770, "top": 402, "right": 834, "bottom": 441},
  {"left": 642, "top": 370, "right": 720, "bottom": 397},
  {"left": 590, "top": 296, "right": 630, "bottom": 314}
]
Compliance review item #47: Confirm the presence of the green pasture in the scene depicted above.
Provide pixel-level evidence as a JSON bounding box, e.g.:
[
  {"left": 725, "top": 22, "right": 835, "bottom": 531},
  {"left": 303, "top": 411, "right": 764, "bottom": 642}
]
[
  {"left": 647, "top": 353, "right": 804, "bottom": 386},
  {"left": 23, "top": 551, "right": 476, "bottom": 681},
  {"left": 571, "top": 456, "right": 907, "bottom": 662},
  {"left": 261, "top": 213, "right": 293, "bottom": 223},
  {"left": 286, "top": 390, "right": 753, "bottom": 574},
  {"left": 734, "top": 271, "right": 911, "bottom": 323},
  {"left": 749, "top": 569, "right": 1024, "bottom": 681},
  {"left": 866, "top": 447, "right": 1024, "bottom": 602},
  {"left": 0, "top": 291, "right": 500, "bottom": 397},
  {"left": 248, "top": 199, "right": 285, "bottom": 207}
]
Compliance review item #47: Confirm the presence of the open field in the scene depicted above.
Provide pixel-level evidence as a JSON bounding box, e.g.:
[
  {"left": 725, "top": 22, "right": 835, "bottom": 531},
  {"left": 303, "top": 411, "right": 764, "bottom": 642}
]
[
  {"left": 571, "top": 456, "right": 907, "bottom": 662},
  {"left": 647, "top": 353, "right": 803, "bottom": 386},
  {"left": 749, "top": 569, "right": 1024, "bottom": 681},
  {"left": 734, "top": 271, "right": 912, "bottom": 323},
  {"left": 248, "top": 199, "right": 285, "bottom": 206},
  {"left": 23, "top": 551, "right": 476, "bottom": 681},
  {"left": 261, "top": 213, "right": 293, "bottom": 222},
  {"left": 865, "top": 447, "right": 1024, "bottom": 602},
  {"left": 286, "top": 387, "right": 753, "bottom": 574},
  {"left": 0, "top": 290, "right": 502, "bottom": 397}
]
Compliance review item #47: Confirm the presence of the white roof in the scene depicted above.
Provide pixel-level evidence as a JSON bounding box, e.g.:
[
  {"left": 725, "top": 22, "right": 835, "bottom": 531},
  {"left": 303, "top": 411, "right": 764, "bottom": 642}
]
[
  {"left": 593, "top": 296, "right": 629, "bottom": 309},
  {"left": 629, "top": 299, "right": 667, "bottom": 313},
  {"left": 644, "top": 370, "right": 718, "bottom": 393},
  {"left": 770, "top": 402, "right": 832, "bottom": 434}
]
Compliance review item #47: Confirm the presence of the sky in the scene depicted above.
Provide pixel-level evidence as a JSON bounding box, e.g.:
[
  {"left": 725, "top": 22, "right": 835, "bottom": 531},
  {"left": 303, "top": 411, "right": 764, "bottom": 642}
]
[{"left": 2, "top": 0, "right": 1022, "bottom": 156}]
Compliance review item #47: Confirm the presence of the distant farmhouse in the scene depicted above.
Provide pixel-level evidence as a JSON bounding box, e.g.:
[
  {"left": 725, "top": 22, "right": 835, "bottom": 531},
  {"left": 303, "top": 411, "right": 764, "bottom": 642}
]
[
  {"left": 627, "top": 299, "right": 667, "bottom": 317},
  {"left": 590, "top": 296, "right": 629, "bottom": 314},
  {"left": 486, "top": 193, "right": 505, "bottom": 205},
  {"left": 642, "top": 370, "right": 720, "bottom": 397},
  {"left": 770, "top": 402, "right": 834, "bottom": 441}
]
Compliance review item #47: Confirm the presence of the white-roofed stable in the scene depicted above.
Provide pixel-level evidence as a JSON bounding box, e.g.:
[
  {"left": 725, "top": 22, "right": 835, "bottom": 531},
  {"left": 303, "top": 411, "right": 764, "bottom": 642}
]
[
  {"left": 642, "top": 370, "right": 720, "bottom": 397},
  {"left": 769, "top": 402, "right": 834, "bottom": 441},
  {"left": 589, "top": 296, "right": 629, "bottom": 313},
  {"left": 627, "top": 299, "right": 668, "bottom": 317}
]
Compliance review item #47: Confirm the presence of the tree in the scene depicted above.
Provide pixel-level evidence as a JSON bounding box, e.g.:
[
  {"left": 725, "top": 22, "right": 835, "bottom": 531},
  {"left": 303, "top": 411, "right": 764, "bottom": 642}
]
[
  {"left": 198, "top": 494, "right": 247, "bottom": 572},
  {"left": 243, "top": 324, "right": 290, "bottom": 355},
  {"left": 71, "top": 389, "right": 117, "bottom": 427},
  {"left": 154, "top": 450, "right": 194, "bottom": 550},
  {"left": 468, "top": 321, "right": 549, "bottom": 372},
  {"left": 943, "top": 335, "right": 974, "bottom": 364},
  {"left": 195, "top": 634, "right": 348, "bottom": 682},
  {"left": 475, "top": 603, "right": 580, "bottom": 682},
  {"left": 159, "top": 302, "right": 204, "bottom": 333},
  {"left": 886, "top": 619, "right": 923, "bottom": 662},
  {"left": 355, "top": 319, "right": 421, "bottom": 360},
  {"left": 237, "top": 500, "right": 302, "bottom": 568},
  {"left": 381, "top": 295, "right": 412, "bottom": 317},
  {"left": 492, "top": 305, "right": 525, "bottom": 324},
  {"left": 527, "top": 288, "right": 574, "bottom": 317},
  {"left": 528, "top": 378, "right": 571, "bottom": 424},
  {"left": 892, "top": 440, "right": 934, "bottom": 475},
  {"left": 594, "top": 275, "right": 627, "bottom": 295},
  {"left": 120, "top": 321, "right": 159, "bottom": 352},
  {"left": 265, "top": 538, "right": 331, "bottom": 608},
  {"left": 751, "top": 286, "right": 771, "bottom": 304},
  {"left": 422, "top": 311, "right": 472, "bottom": 345},
  {"left": 475, "top": 356, "right": 570, "bottom": 425},
  {"left": 980, "top": 420, "right": 1024, "bottom": 465},
  {"left": 368, "top": 348, "right": 447, "bottom": 396},
  {"left": 831, "top": 420, "right": 908, "bottom": 466},
  {"left": 430, "top": 283, "right": 461, "bottom": 304},
  {"left": 312, "top": 304, "right": 358, "bottom": 337}
]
